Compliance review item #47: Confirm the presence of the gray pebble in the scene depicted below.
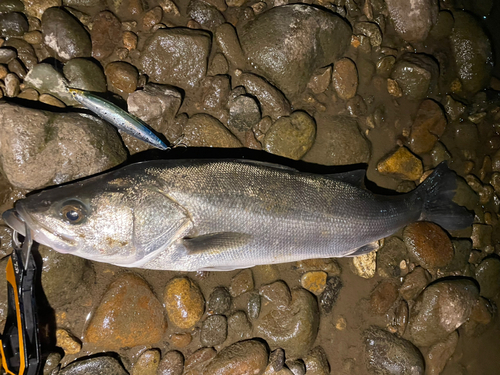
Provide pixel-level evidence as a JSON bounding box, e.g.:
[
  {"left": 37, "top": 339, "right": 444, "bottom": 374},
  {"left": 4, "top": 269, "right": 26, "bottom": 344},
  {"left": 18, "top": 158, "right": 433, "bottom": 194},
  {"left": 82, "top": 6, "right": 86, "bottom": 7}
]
[
  {"left": 475, "top": 257, "right": 500, "bottom": 298},
  {"left": 248, "top": 292, "right": 261, "bottom": 320},
  {"left": 0, "top": 12, "right": 28, "bottom": 37},
  {"left": 0, "top": 48, "right": 17, "bottom": 64},
  {"left": 304, "top": 346, "right": 330, "bottom": 375},
  {"left": 0, "top": 225, "right": 13, "bottom": 258},
  {"left": 157, "top": 350, "right": 184, "bottom": 375},
  {"left": 187, "top": 0, "right": 225, "bottom": 32},
  {"left": 228, "top": 95, "right": 261, "bottom": 132},
  {"left": 319, "top": 276, "right": 342, "bottom": 314},
  {"left": 200, "top": 314, "right": 227, "bottom": 346},
  {"left": 4, "top": 73, "right": 20, "bottom": 97},
  {"left": 58, "top": 356, "right": 127, "bottom": 375},
  {"left": 285, "top": 359, "right": 306, "bottom": 375},
  {"left": 207, "top": 286, "right": 232, "bottom": 315},
  {"left": 259, "top": 280, "right": 292, "bottom": 308},
  {"left": 269, "top": 348, "right": 285, "bottom": 372},
  {"left": 43, "top": 352, "right": 62, "bottom": 375}
]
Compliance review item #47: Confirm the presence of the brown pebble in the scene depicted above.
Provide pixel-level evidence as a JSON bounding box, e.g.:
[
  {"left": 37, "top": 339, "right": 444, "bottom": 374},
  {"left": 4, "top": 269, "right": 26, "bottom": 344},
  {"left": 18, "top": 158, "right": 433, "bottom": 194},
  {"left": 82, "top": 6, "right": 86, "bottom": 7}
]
[
  {"left": 184, "top": 347, "right": 217, "bottom": 375},
  {"left": 229, "top": 269, "right": 254, "bottom": 297},
  {"left": 158, "top": 350, "right": 184, "bottom": 375},
  {"left": 56, "top": 328, "right": 81, "bottom": 355},
  {"left": 301, "top": 271, "right": 328, "bottom": 295},
  {"left": 403, "top": 222, "right": 454, "bottom": 269},
  {"left": 4, "top": 73, "right": 20, "bottom": 97},
  {"left": 123, "top": 31, "right": 138, "bottom": 50},
  {"left": 332, "top": 58, "right": 358, "bottom": 100},
  {"left": 0, "top": 64, "right": 7, "bottom": 79},
  {"left": 399, "top": 266, "right": 432, "bottom": 301},
  {"left": 377, "top": 146, "right": 423, "bottom": 181},
  {"left": 308, "top": 66, "right": 332, "bottom": 94},
  {"left": 387, "top": 78, "right": 403, "bottom": 97},
  {"left": 170, "top": 332, "right": 192, "bottom": 348},
  {"left": 17, "top": 88, "right": 39, "bottom": 101},
  {"left": 23, "top": 30, "right": 43, "bottom": 44},
  {"left": 133, "top": 349, "right": 161, "bottom": 375},
  {"left": 143, "top": 6, "right": 163, "bottom": 30},
  {"left": 39, "top": 93, "right": 66, "bottom": 108},
  {"left": 105, "top": 61, "right": 138, "bottom": 93},
  {"left": 370, "top": 280, "right": 399, "bottom": 314},
  {"left": 409, "top": 99, "right": 447, "bottom": 154},
  {"left": 164, "top": 277, "right": 205, "bottom": 329}
]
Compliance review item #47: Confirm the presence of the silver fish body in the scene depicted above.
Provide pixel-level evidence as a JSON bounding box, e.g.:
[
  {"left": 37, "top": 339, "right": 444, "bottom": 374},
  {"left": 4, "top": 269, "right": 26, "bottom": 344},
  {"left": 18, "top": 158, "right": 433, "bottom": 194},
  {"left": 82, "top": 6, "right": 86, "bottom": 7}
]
[
  {"left": 2, "top": 160, "right": 472, "bottom": 271},
  {"left": 68, "top": 88, "right": 169, "bottom": 150}
]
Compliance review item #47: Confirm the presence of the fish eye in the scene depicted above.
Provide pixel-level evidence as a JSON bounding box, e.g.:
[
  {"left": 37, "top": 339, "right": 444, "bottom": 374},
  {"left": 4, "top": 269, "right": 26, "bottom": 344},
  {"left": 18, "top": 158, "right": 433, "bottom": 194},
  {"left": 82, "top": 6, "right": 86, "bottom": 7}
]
[{"left": 60, "top": 201, "right": 86, "bottom": 224}]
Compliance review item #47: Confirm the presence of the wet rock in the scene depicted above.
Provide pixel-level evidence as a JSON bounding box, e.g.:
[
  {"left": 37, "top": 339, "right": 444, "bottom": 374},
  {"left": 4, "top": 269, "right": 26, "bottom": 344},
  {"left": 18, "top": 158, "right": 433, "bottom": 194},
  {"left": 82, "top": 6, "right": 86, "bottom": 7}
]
[
  {"left": 332, "top": 58, "right": 358, "bottom": 100},
  {"left": 430, "top": 142, "right": 451, "bottom": 168},
  {"left": 376, "top": 56, "right": 396, "bottom": 79},
  {"left": 127, "top": 83, "right": 182, "bottom": 144},
  {"left": 351, "top": 251, "right": 377, "bottom": 279},
  {"left": 263, "top": 111, "right": 316, "bottom": 160},
  {"left": 227, "top": 311, "right": 252, "bottom": 343},
  {"left": 403, "top": 222, "right": 454, "bottom": 269},
  {"left": 142, "top": 6, "right": 162, "bottom": 30},
  {"left": 387, "top": 78, "right": 403, "bottom": 97},
  {"left": 228, "top": 95, "right": 261, "bottom": 136},
  {"left": 474, "top": 257, "right": 500, "bottom": 298},
  {"left": 442, "top": 95, "right": 465, "bottom": 121},
  {"left": 391, "top": 53, "right": 439, "bottom": 100},
  {"left": 346, "top": 95, "right": 367, "bottom": 117},
  {"left": 303, "top": 115, "right": 370, "bottom": 165},
  {"left": 182, "top": 113, "right": 242, "bottom": 147},
  {"left": 188, "top": 0, "right": 225, "bottom": 32},
  {"left": 164, "top": 276, "right": 205, "bottom": 329},
  {"left": 208, "top": 286, "right": 232, "bottom": 315},
  {"left": 43, "top": 352, "right": 62, "bottom": 375},
  {"left": 25, "top": 63, "right": 73, "bottom": 104},
  {"left": 300, "top": 271, "right": 327, "bottom": 295},
  {"left": 364, "top": 327, "right": 424, "bottom": 375},
  {"left": 91, "top": 11, "right": 121, "bottom": 61},
  {"left": 4, "top": 72, "right": 19, "bottom": 97},
  {"left": 42, "top": 7, "right": 91, "bottom": 61},
  {"left": 0, "top": 0, "right": 24, "bottom": 12},
  {"left": 170, "top": 332, "right": 192, "bottom": 348},
  {"left": 286, "top": 359, "right": 305, "bottom": 375},
  {"left": 230, "top": 269, "right": 254, "bottom": 297},
  {"left": 63, "top": 58, "right": 106, "bottom": 93},
  {"left": 184, "top": 347, "right": 216, "bottom": 375},
  {"left": 133, "top": 349, "right": 161, "bottom": 375},
  {"left": 409, "top": 99, "right": 447, "bottom": 155},
  {"left": 385, "top": 0, "right": 438, "bottom": 43},
  {"left": 208, "top": 52, "right": 229, "bottom": 76},
  {"left": 450, "top": 11, "right": 492, "bottom": 94},
  {"left": 399, "top": 267, "right": 432, "bottom": 301},
  {"left": 319, "top": 276, "right": 342, "bottom": 314},
  {"left": 158, "top": 350, "right": 184, "bottom": 375},
  {"left": 0, "top": 12, "right": 28, "bottom": 37},
  {"left": 239, "top": 4, "right": 351, "bottom": 97},
  {"left": 353, "top": 21, "right": 382, "bottom": 47},
  {"left": 267, "top": 348, "right": 285, "bottom": 372},
  {"left": 140, "top": 28, "right": 211, "bottom": 89},
  {"left": 377, "top": 237, "right": 407, "bottom": 278},
  {"left": 105, "top": 61, "right": 138, "bottom": 93},
  {"left": 307, "top": 66, "right": 331, "bottom": 94},
  {"left": 255, "top": 288, "right": 319, "bottom": 357},
  {"left": 203, "top": 339, "right": 268, "bottom": 375},
  {"left": 201, "top": 314, "right": 228, "bottom": 346},
  {"left": 234, "top": 72, "right": 291, "bottom": 121},
  {"left": 259, "top": 281, "right": 292, "bottom": 308},
  {"left": 377, "top": 147, "right": 423, "bottom": 181},
  {"left": 408, "top": 279, "right": 479, "bottom": 347},
  {"left": 248, "top": 293, "right": 261, "bottom": 320},
  {"left": 0, "top": 48, "right": 16, "bottom": 64},
  {"left": 0, "top": 225, "right": 13, "bottom": 258},
  {"left": 59, "top": 356, "right": 128, "bottom": 375},
  {"left": 448, "top": 120, "right": 479, "bottom": 150},
  {"left": 425, "top": 331, "right": 458, "bottom": 375},
  {"left": 295, "top": 258, "right": 341, "bottom": 275},
  {"left": 394, "top": 299, "right": 409, "bottom": 336},
  {"left": 0, "top": 103, "right": 126, "bottom": 190},
  {"left": 370, "top": 280, "right": 399, "bottom": 315},
  {"left": 56, "top": 328, "right": 81, "bottom": 355},
  {"left": 200, "top": 75, "right": 231, "bottom": 123},
  {"left": 303, "top": 346, "right": 329, "bottom": 375},
  {"left": 85, "top": 274, "right": 166, "bottom": 349}
]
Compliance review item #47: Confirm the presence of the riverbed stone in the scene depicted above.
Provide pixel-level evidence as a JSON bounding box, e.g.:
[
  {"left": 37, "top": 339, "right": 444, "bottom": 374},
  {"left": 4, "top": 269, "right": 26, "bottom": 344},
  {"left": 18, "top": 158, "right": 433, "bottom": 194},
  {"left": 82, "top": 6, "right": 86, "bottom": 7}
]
[
  {"left": 377, "top": 237, "right": 407, "bottom": 278},
  {"left": 158, "top": 350, "right": 184, "bottom": 375},
  {"left": 140, "top": 28, "right": 211, "bottom": 89},
  {"left": 399, "top": 267, "right": 432, "bottom": 301},
  {"left": 203, "top": 339, "right": 268, "bottom": 375},
  {"left": 474, "top": 257, "right": 500, "bottom": 298},
  {"left": 370, "top": 280, "right": 399, "bottom": 315},
  {"left": 207, "top": 286, "right": 232, "bottom": 315},
  {"left": 332, "top": 58, "right": 358, "bottom": 100},
  {"left": 450, "top": 11, "right": 492, "bottom": 94},
  {"left": 259, "top": 280, "right": 292, "bottom": 308},
  {"left": 91, "top": 10, "right": 121, "bottom": 61},
  {"left": 403, "top": 222, "right": 454, "bottom": 269},
  {"left": 239, "top": 4, "right": 351, "bottom": 97},
  {"left": 425, "top": 331, "right": 458, "bottom": 375},
  {"left": 351, "top": 251, "right": 377, "bottom": 279},
  {"left": 59, "top": 356, "right": 128, "bottom": 375},
  {"left": 377, "top": 147, "right": 423, "bottom": 181},
  {"left": 188, "top": 0, "right": 225, "bottom": 32},
  {"left": 0, "top": 12, "right": 28, "bottom": 37},
  {"left": 364, "top": 327, "right": 424, "bottom": 375},
  {"left": 255, "top": 288, "right": 319, "bottom": 357},
  {"left": 227, "top": 311, "right": 252, "bottom": 344},
  {"left": 105, "top": 61, "right": 138, "bottom": 93},
  {"left": 263, "top": 111, "right": 316, "bottom": 160},
  {"left": 300, "top": 271, "right": 327, "bottom": 296},
  {"left": 133, "top": 349, "right": 161, "bottom": 375},
  {"left": 408, "top": 279, "right": 479, "bottom": 347},
  {"left": 25, "top": 63, "right": 73, "bottom": 104},
  {"left": 303, "top": 115, "right": 370, "bottom": 165},
  {"left": 0, "top": 102, "right": 126, "bottom": 190},
  {"left": 409, "top": 99, "right": 447, "bottom": 155},
  {"left": 84, "top": 273, "right": 166, "bottom": 350},
  {"left": 182, "top": 114, "right": 242, "bottom": 147},
  {"left": 385, "top": 0, "right": 438, "bottom": 43},
  {"left": 319, "top": 276, "right": 342, "bottom": 314},
  {"left": 391, "top": 53, "right": 439, "bottom": 101},
  {"left": 42, "top": 7, "right": 91, "bottom": 61},
  {"left": 164, "top": 276, "right": 205, "bottom": 329},
  {"left": 201, "top": 314, "right": 228, "bottom": 346},
  {"left": 63, "top": 58, "right": 107, "bottom": 92}
]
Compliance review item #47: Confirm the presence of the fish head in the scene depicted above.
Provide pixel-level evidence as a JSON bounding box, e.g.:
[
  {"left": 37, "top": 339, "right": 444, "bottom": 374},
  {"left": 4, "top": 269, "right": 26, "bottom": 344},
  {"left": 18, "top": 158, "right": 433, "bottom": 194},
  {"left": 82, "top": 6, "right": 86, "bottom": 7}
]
[{"left": 3, "top": 170, "right": 192, "bottom": 266}]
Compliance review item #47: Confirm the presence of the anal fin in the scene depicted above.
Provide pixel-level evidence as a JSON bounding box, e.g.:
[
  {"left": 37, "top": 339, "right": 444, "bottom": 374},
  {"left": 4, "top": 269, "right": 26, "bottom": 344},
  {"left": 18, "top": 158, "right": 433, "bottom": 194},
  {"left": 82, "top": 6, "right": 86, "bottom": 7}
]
[{"left": 345, "top": 240, "right": 381, "bottom": 257}]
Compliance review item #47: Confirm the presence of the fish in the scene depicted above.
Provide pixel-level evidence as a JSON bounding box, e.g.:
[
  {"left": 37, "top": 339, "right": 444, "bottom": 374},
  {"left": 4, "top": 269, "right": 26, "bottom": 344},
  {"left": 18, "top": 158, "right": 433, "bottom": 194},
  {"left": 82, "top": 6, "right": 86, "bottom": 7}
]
[
  {"left": 2, "top": 160, "right": 473, "bottom": 271},
  {"left": 68, "top": 88, "right": 170, "bottom": 151}
]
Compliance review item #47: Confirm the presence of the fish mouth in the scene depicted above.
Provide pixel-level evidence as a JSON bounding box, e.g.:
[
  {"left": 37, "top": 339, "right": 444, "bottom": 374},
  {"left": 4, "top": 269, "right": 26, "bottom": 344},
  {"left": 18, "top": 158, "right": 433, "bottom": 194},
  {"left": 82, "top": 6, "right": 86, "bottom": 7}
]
[{"left": 2, "top": 205, "right": 77, "bottom": 253}]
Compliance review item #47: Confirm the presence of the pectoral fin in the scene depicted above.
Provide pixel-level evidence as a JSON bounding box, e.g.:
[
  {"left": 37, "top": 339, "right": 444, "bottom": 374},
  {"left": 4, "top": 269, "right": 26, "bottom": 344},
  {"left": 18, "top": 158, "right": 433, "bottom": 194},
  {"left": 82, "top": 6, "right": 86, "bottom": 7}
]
[
  {"left": 182, "top": 232, "right": 253, "bottom": 254},
  {"left": 345, "top": 240, "right": 381, "bottom": 257}
]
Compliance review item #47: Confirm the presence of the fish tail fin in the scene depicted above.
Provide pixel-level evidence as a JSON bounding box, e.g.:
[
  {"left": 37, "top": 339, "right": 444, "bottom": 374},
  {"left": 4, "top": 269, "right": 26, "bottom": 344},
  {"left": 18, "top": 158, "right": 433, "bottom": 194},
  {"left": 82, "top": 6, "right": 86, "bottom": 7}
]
[{"left": 416, "top": 162, "right": 473, "bottom": 231}]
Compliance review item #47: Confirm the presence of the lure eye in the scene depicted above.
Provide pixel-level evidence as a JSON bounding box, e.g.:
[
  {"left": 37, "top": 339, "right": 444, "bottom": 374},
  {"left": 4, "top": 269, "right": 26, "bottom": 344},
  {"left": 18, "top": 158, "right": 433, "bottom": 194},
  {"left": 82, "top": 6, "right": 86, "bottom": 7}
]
[{"left": 60, "top": 202, "right": 86, "bottom": 224}]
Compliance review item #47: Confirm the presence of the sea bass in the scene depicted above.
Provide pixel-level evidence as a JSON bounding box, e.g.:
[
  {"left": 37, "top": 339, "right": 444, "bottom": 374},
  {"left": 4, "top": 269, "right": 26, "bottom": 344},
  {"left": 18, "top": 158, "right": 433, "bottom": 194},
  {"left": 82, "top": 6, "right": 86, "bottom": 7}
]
[{"left": 2, "top": 160, "right": 472, "bottom": 271}]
